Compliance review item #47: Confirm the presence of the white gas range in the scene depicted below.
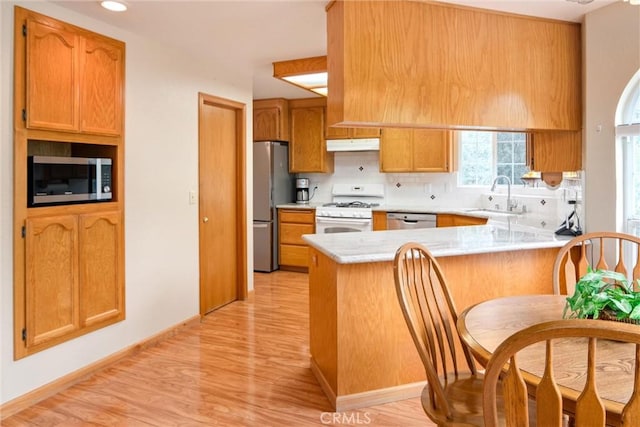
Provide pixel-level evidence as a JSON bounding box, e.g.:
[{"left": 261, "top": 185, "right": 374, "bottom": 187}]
[{"left": 315, "top": 184, "right": 384, "bottom": 233}]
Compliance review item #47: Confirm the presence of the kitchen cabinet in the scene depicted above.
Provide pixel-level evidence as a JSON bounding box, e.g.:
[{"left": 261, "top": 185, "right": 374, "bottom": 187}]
[
  {"left": 289, "top": 98, "right": 334, "bottom": 173},
  {"left": 253, "top": 98, "right": 289, "bottom": 141},
  {"left": 380, "top": 128, "right": 452, "bottom": 172},
  {"left": 326, "top": 126, "right": 381, "bottom": 139},
  {"left": 13, "top": 7, "right": 126, "bottom": 359},
  {"left": 529, "top": 131, "right": 582, "bottom": 172},
  {"left": 24, "top": 211, "right": 124, "bottom": 350},
  {"left": 326, "top": 1, "right": 581, "bottom": 132},
  {"left": 279, "top": 208, "right": 315, "bottom": 270},
  {"left": 436, "top": 214, "right": 488, "bottom": 228},
  {"left": 25, "top": 215, "right": 79, "bottom": 347},
  {"left": 372, "top": 211, "right": 387, "bottom": 231},
  {"left": 23, "top": 12, "right": 124, "bottom": 136}
]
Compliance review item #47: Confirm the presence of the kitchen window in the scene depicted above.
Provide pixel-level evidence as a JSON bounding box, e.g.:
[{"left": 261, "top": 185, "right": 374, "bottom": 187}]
[{"left": 457, "top": 131, "right": 529, "bottom": 186}]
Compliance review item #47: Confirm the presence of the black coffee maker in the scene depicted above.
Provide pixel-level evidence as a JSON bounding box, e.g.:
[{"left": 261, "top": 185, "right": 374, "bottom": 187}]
[{"left": 296, "top": 178, "right": 310, "bottom": 204}]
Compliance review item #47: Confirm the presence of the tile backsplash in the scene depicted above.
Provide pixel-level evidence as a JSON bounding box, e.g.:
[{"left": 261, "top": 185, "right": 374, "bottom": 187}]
[{"left": 301, "top": 151, "right": 583, "bottom": 231}]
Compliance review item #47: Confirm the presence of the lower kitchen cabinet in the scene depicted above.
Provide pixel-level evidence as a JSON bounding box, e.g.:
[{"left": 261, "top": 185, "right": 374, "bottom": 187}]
[
  {"left": 279, "top": 208, "right": 315, "bottom": 270},
  {"left": 372, "top": 211, "right": 387, "bottom": 231},
  {"left": 436, "top": 214, "right": 488, "bottom": 227},
  {"left": 23, "top": 210, "right": 124, "bottom": 352}
]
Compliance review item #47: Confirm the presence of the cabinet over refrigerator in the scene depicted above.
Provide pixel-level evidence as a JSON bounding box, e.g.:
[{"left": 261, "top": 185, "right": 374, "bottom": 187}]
[{"left": 253, "top": 141, "right": 293, "bottom": 272}]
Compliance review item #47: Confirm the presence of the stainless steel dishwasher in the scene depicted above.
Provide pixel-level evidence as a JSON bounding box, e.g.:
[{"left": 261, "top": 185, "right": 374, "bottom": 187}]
[{"left": 386, "top": 212, "right": 437, "bottom": 229}]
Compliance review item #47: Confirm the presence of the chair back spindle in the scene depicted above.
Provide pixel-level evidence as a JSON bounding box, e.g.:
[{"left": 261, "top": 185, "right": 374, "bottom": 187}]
[
  {"left": 483, "top": 320, "right": 640, "bottom": 427},
  {"left": 553, "top": 232, "right": 640, "bottom": 295}
]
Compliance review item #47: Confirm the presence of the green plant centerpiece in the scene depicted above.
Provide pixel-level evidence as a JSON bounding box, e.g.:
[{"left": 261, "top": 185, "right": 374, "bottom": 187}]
[{"left": 563, "top": 267, "right": 640, "bottom": 322}]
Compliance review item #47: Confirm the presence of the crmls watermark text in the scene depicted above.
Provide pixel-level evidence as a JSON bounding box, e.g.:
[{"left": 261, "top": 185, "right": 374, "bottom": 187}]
[{"left": 320, "top": 412, "right": 372, "bottom": 425}]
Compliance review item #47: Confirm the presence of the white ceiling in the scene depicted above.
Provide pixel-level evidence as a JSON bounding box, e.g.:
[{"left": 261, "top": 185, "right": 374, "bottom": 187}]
[{"left": 52, "top": 0, "right": 617, "bottom": 100}]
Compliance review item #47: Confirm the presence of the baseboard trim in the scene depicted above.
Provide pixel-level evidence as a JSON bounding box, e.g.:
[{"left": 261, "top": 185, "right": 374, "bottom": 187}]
[
  {"left": 310, "top": 357, "right": 337, "bottom": 408},
  {"left": 309, "top": 357, "right": 426, "bottom": 412},
  {"left": 0, "top": 315, "right": 201, "bottom": 420},
  {"left": 334, "top": 381, "right": 427, "bottom": 412}
]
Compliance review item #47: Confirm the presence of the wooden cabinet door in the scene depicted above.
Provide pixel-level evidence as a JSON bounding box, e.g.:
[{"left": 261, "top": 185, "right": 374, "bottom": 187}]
[
  {"left": 80, "top": 35, "right": 124, "bottom": 136},
  {"left": 25, "top": 215, "right": 79, "bottom": 347},
  {"left": 26, "top": 17, "right": 80, "bottom": 132},
  {"left": 379, "top": 128, "right": 414, "bottom": 172},
  {"left": 530, "top": 131, "right": 582, "bottom": 172},
  {"left": 253, "top": 99, "right": 289, "bottom": 141},
  {"left": 326, "top": 126, "right": 380, "bottom": 139},
  {"left": 413, "top": 129, "right": 451, "bottom": 172},
  {"left": 372, "top": 211, "right": 387, "bottom": 231},
  {"left": 78, "top": 211, "right": 124, "bottom": 327},
  {"left": 254, "top": 107, "right": 281, "bottom": 141},
  {"left": 290, "top": 106, "right": 333, "bottom": 173},
  {"left": 326, "top": 125, "right": 350, "bottom": 139},
  {"left": 352, "top": 127, "right": 381, "bottom": 138}
]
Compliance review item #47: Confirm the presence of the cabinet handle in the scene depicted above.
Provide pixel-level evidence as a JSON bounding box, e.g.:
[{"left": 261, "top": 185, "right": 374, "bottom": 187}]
[{"left": 203, "top": 217, "right": 209, "bottom": 223}]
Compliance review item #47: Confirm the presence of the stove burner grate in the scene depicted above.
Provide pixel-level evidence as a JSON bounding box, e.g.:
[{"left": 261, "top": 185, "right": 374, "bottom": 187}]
[{"left": 322, "top": 201, "right": 380, "bottom": 208}]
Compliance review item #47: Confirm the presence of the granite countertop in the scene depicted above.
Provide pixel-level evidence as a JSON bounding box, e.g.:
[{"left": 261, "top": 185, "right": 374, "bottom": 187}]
[{"left": 302, "top": 222, "right": 572, "bottom": 264}]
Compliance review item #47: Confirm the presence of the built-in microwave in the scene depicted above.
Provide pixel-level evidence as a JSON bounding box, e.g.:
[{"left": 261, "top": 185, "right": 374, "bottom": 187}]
[{"left": 28, "top": 156, "right": 113, "bottom": 207}]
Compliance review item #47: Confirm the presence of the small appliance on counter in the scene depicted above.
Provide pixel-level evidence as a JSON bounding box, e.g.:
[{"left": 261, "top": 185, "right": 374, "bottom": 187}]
[{"left": 296, "top": 178, "right": 310, "bottom": 204}]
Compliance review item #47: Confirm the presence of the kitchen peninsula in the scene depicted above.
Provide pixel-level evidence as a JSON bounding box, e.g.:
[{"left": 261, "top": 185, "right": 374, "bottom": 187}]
[{"left": 303, "top": 223, "right": 571, "bottom": 411}]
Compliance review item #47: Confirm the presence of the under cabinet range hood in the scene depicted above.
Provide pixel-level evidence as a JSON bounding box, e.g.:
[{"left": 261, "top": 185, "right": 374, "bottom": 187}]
[{"left": 326, "top": 138, "right": 380, "bottom": 152}]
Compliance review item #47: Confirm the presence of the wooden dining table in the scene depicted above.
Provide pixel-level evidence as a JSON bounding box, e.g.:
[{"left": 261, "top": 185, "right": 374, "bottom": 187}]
[{"left": 457, "top": 294, "right": 637, "bottom": 426}]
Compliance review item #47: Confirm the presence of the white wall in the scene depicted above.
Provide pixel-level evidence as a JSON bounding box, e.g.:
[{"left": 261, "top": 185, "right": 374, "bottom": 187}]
[
  {"left": 584, "top": 2, "right": 640, "bottom": 232},
  {"left": 1, "top": 1, "right": 254, "bottom": 404}
]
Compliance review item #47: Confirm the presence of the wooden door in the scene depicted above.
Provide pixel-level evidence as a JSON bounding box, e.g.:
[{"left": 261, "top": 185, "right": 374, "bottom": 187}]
[
  {"left": 198, "top": 93, "right": 247, "bottom": 315},
  {"left": 80, "top": 34, "right": 124, "bottom": 136},
  {"left": 78, "top": 211, "right": 124, "bottom": 327},
  {"left": 26, "top": 16, "right": 79, "bottom": 132},
  {"left": 25, "top": 215, "right": 79, "bottom": 347}
]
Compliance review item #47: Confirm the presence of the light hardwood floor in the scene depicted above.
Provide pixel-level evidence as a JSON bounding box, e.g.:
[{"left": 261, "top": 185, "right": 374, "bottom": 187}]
[{"left": 2, "top": 271, "right": 434, "bottom": 426}]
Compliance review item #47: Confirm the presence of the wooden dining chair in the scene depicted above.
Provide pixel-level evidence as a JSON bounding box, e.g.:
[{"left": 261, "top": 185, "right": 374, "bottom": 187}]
[
  {"left": 552, "top": 231, "right": 640, "bottom": 295},
  {"left": 393, "top": 242, "right": 499, "bottom": 426},
  {"left": 483, "top": 319, "right": 640, "bottom": 427}
]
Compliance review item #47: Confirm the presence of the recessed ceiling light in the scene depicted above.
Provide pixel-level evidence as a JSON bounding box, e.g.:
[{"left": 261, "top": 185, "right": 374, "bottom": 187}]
[{"left": 100, "top": 1, "right": 128, "bottom": 12}]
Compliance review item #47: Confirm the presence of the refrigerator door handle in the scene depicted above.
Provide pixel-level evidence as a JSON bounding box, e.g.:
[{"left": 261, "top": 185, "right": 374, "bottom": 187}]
[{"left": 254, "top": 223, "right": 269, "bottom": 228}]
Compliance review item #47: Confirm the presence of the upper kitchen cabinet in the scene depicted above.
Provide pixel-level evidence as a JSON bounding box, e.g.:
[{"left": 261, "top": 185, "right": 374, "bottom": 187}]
[
  {"left": 19, "top": 8, "right": 124, "bottom": 136},
  {"left": 289, "top": 98, "right": 334, "bottom": 173},
  {"left": 326, "top": 125, "right": 381, "bottom": 139},
  {"left": 380, "top": 128, "right": 452, "bottom": 173},
  {"left": 253, "top": 98, "right": 290, "bottom": 141},
  {"left": 326, "top": 1, "right": 582, "bottom": 132},
  {"left": 529, "top": 131, "right": 582, "bottom": 172}
]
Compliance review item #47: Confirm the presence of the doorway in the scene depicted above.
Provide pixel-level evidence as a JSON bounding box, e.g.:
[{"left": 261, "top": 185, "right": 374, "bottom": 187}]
[{"left": 198, "top": 93, "right": 247, "bottom": 315}]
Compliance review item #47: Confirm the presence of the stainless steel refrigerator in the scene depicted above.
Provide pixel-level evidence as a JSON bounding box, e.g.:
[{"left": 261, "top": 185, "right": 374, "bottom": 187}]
[{"left": 253, "top": 141, "right": 294, "bottom": 272}]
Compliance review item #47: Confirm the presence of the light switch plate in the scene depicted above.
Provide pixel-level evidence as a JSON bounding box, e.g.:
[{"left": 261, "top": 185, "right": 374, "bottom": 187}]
[{"left": 189, "top": 190, "right": 197, "bottom": 205}]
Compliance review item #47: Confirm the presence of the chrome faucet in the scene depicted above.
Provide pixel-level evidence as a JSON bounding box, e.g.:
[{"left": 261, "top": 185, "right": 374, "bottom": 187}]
[{"left": 491, "top": 175, "right": 516, "bottom": 211}]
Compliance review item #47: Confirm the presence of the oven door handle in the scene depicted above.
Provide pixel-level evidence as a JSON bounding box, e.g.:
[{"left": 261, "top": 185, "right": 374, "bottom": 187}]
[{"left": 316, "top": 217, "right": 372, "bottom": 225}]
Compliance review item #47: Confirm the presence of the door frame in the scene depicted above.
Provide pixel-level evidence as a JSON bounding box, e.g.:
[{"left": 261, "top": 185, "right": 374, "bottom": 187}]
[{"left": 197, "top": 92, "right": 248, "bottom": 315}]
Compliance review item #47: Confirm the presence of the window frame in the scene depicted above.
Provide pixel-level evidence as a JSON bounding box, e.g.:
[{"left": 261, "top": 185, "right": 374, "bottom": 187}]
[{"left": 457, "top": 130, "right": 529, "bottom": 188}]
